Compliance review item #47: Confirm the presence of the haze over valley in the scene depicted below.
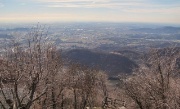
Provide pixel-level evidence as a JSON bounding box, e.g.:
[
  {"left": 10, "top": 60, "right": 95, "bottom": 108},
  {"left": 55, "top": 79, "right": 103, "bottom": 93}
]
[{"left": 0, "top": 22, "right": 179, "bottom": 77}]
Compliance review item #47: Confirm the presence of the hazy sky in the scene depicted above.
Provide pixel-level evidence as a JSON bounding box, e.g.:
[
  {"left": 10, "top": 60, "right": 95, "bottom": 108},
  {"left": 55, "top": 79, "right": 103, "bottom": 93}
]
[{"left": 0, "top": 0, "right": 180, "bottom": 24}]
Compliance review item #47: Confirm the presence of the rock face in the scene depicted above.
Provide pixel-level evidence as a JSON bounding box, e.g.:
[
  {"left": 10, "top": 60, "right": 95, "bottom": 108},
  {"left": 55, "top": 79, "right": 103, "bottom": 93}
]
[{"left": 63, "top": 49, "right": 138, "bottom": 76}]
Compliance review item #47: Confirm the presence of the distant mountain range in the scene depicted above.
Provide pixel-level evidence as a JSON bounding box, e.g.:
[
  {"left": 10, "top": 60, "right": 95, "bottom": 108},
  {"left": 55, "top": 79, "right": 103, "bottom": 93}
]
[
  {"left": 63, "top": 49, "right": 138, "bottom": 76},
  {"left": 0, "top": 34, "right": 13, "bottom": 39},
  {"left": 0, "top": 27, "right": 29, "bottom": 32},
  {"left": 6, "top": 27, "right": 29, "bottom": 31},
  {"left": 131, "top": 26, "right": 180, "bottom": 34}
]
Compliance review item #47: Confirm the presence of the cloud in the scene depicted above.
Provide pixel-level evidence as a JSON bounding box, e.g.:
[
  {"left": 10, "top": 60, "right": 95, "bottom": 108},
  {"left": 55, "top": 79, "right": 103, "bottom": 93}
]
[
  {"left": 0, "top": 3, "right": 4, "bottom": 7},
  {"left": 33, "top": 0, "right": 180, "bottom": 10},
  {"left": 16, "top": 0, "right": 180, "bottom": 9},
  {"left": 1, "top": 0, "right": 179, "bottom": 24},
  {"left": 31, "top": 0, "right": 146, "bottom": 9},
  {"left": 20, "top": 3, "right": 27, "bottom": 6},
  {"left": 36, "top": 0, "right": 110, "bottom": 2},
  {"left": 124, "top": 6, "right": 180, "bottom": 14},
  {"left": 45, "top": 2, "right": 144, "bottom": 9}
]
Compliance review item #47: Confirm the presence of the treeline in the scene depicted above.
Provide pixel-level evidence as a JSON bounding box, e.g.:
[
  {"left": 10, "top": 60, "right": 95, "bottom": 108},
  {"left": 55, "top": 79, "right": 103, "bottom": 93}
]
[{"left": 0, "top": 26, "right": 180, "bottom": 109}]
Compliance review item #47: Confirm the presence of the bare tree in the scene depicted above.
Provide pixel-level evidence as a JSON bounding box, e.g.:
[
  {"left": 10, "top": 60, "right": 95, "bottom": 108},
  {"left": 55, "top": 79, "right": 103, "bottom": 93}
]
[
  {"left": 0, "top": 24, "right": 111, "bottom": 109},
  {"left": 0, "top": 25, "right": 63, "bottom": 109},
  {"left": 124, "top": 47, "right": 180, "bottom": 109},
  {"left": 64, "top": 63, "right": 109, "bottom": 109}
]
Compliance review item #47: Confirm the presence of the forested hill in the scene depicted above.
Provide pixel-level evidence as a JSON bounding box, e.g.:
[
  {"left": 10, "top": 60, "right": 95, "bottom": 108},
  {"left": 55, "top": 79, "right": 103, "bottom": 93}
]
[
  {"left": 63, "top": 49, "right": 138, "bottom": 76},
  {"left": 131, "top": 26, "right": 180, "bottom": 34}
]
